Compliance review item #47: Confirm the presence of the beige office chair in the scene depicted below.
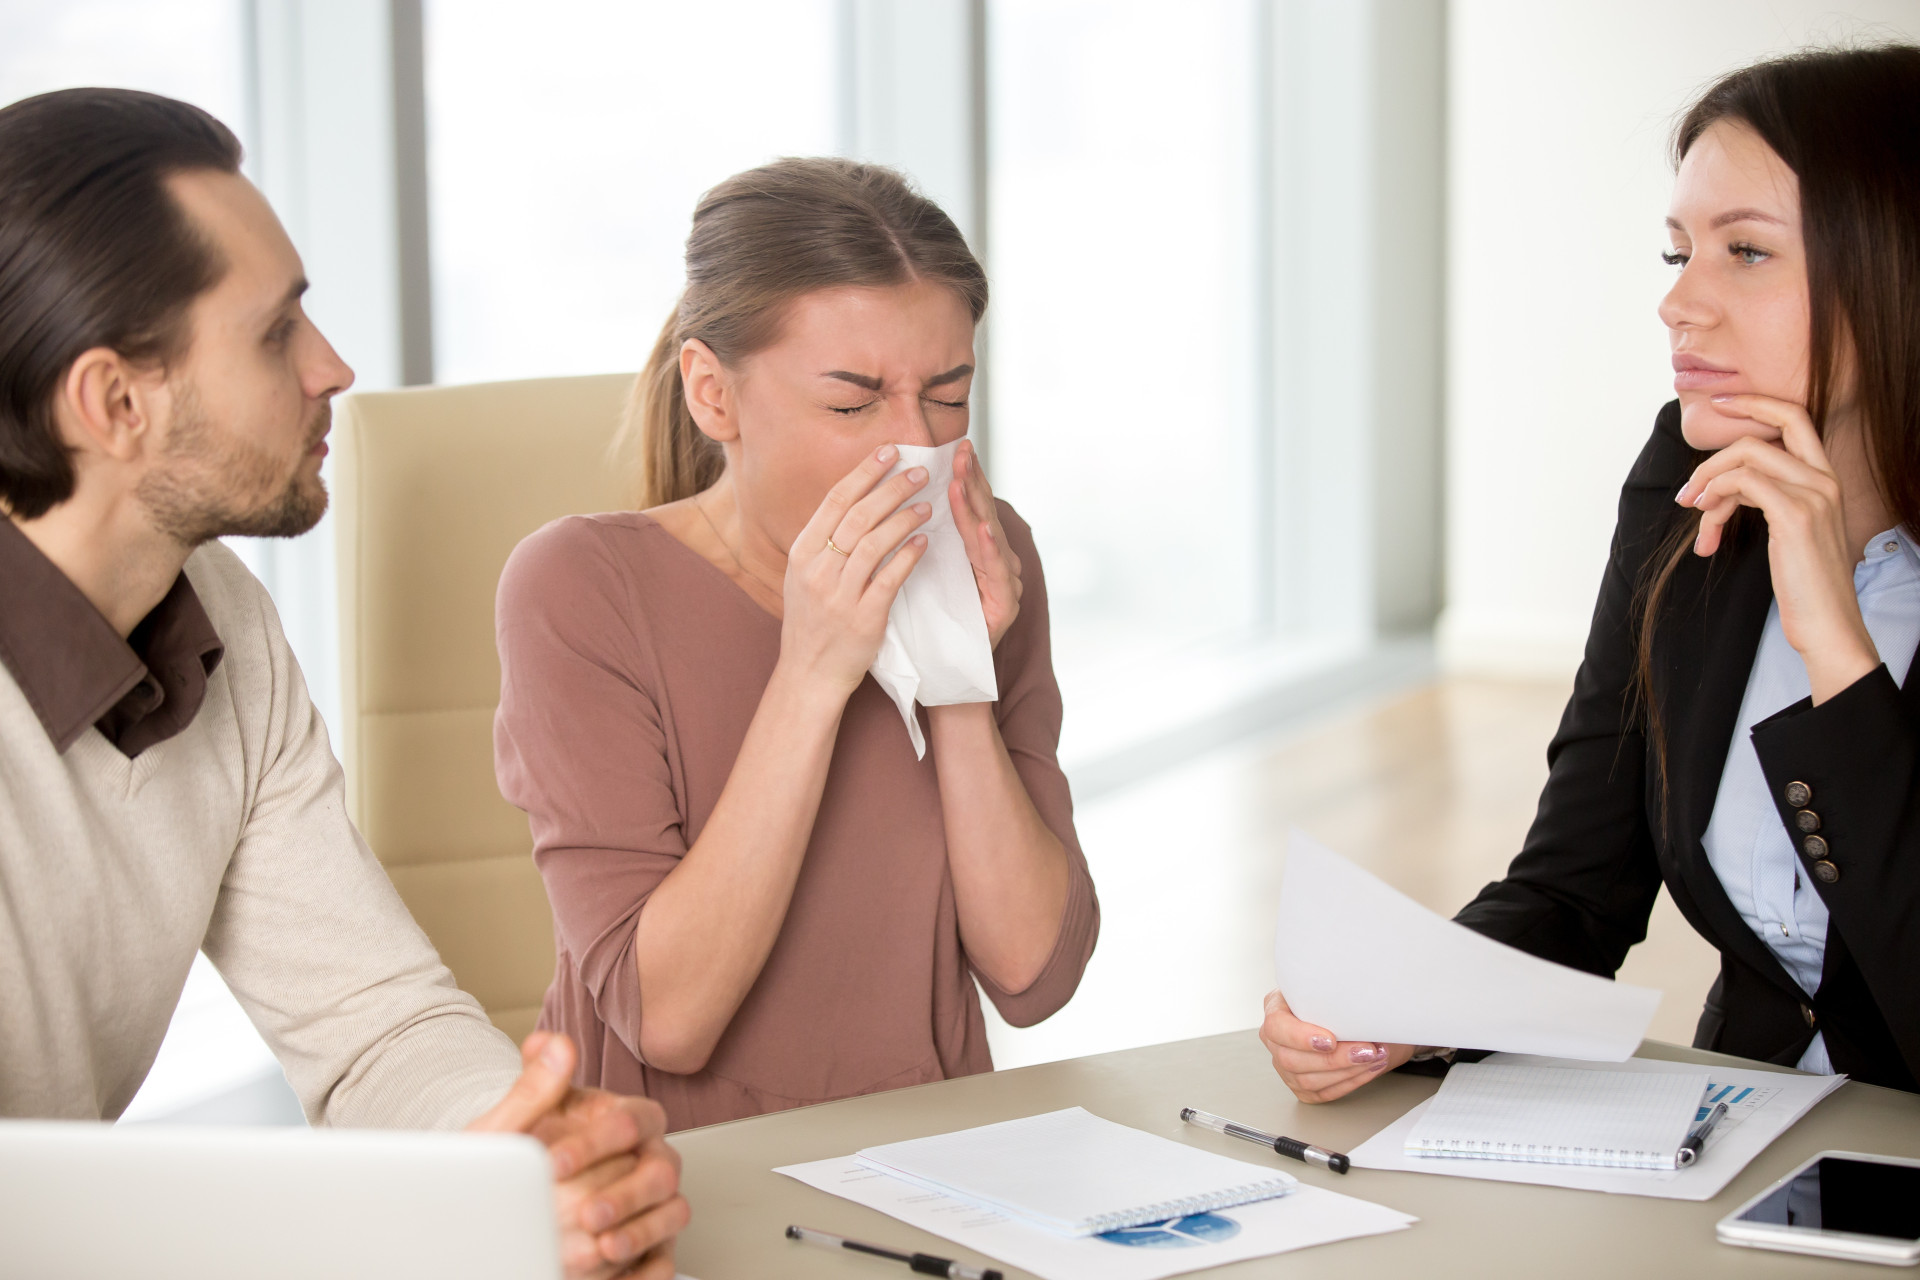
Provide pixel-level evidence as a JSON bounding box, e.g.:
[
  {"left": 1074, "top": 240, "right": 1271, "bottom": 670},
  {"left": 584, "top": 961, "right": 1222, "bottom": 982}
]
[{"left": 334, "top": 373, "right": 637, "bottom": 1042}]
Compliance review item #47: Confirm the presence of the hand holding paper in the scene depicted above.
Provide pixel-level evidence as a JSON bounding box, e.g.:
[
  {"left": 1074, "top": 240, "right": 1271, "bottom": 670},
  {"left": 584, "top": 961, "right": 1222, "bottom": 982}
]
[{"left": 1272, "top": 832, "right": 1661, "bottom": 1061}]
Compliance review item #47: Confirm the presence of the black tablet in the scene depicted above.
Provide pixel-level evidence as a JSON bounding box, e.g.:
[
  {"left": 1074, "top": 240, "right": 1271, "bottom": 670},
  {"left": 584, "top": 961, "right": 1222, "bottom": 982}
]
[{"left": 1718, "top": 1150, "right": 1920, "bottom": 1266}]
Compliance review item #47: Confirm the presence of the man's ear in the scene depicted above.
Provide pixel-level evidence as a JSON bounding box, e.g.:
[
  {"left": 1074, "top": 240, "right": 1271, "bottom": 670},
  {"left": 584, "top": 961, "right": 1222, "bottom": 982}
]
[
  {"left": 679, "top": 338, "right": 739, "bottom": 444},
  {"left": 56, "top": 347, "right": 161, "bottom": 464}
]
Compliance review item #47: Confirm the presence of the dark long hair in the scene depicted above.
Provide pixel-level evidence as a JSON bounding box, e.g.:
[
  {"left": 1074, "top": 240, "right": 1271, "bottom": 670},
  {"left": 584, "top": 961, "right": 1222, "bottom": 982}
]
[
  {"left": 0, "top": 88, "right": 242, "bottom": 519},
  {"left": 1634, "top": 45, "right": 1920, "bottom": 815}
]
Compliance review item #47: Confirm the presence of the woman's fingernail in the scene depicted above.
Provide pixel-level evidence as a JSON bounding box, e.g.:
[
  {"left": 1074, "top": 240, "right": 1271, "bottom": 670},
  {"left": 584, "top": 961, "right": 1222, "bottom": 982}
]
[
  {"left": 1309, "top": 1036, "right": 1335, "bottom": 1053},
  {"left": 585, "top": 1201, "right": 615, "bottom": 1231},
  {"left": 914, "top": 503, "right": 932, "bottom": 516},
  {"left": 877, "top": 445, "right": 896, "bottom": 461},
  {"left": 908, "top": 466, "right": 928, "bottom": 483},
  {"left": 1349, "top": 1045, "right": 1384, "bottom": 1064}
]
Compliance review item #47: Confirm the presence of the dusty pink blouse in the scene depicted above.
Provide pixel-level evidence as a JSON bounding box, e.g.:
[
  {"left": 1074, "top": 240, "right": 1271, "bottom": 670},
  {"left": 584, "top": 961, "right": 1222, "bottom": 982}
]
[{"left": 493, "top": 504, "right": 1098, "bottom": 1132}]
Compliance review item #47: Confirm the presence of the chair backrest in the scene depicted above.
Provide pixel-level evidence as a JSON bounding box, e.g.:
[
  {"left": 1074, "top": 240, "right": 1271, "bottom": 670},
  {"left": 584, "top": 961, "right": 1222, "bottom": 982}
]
[{"left": 334, "top": 373, "right": 636, "bottom": 1042}]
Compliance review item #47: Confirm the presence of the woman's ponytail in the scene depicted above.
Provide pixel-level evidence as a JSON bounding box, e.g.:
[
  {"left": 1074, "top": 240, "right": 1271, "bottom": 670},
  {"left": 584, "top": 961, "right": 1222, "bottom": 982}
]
[{"left": 617, "top": 304, "right": 725, "bottom": 509}]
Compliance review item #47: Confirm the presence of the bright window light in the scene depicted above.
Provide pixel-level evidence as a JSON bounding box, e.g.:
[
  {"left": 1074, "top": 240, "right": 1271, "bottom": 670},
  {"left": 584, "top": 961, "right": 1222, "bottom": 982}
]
[
  {"left": 0, "top": 0, "right": 247, "bottom": 130},
  {"left": 424, "top": 0, "right": 842, "bottom": 385},
  {"left": 987, "top": 0, "right": 1262, "bottom": 680}
]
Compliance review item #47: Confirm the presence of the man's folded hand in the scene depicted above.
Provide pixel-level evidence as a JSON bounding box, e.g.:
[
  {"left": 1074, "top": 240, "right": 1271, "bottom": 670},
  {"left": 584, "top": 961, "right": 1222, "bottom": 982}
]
[{"left": 471, "top": 1031, "right": 690, "bottom": 1279}]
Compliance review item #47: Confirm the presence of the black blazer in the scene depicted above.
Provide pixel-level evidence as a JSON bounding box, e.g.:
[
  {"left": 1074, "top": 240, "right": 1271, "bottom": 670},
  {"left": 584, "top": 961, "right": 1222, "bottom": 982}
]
[{"left": 1453, "top": 400, "right": 1920, "bottom": 1093}]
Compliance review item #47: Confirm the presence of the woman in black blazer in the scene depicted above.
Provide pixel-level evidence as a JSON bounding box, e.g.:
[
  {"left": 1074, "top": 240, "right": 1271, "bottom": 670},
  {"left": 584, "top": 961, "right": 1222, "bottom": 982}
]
[{"left": 1263, "top": 45, "right": 1920, "bottom": 1099}]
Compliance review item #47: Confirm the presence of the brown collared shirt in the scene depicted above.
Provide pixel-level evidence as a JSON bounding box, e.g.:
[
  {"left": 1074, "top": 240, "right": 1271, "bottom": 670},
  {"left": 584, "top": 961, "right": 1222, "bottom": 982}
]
[{"left": 0, "top": 518, "right": 223, "bottom": 757}]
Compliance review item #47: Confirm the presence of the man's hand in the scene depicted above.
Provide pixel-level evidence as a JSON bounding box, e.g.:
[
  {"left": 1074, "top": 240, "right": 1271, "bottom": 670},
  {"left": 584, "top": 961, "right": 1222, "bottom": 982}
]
[{"left": 470, "top": 1031, "right": 690, "bottom": 1279}]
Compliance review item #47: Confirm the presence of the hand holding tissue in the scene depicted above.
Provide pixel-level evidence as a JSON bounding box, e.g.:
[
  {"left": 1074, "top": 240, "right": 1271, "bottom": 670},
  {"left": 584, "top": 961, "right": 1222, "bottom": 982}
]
[{"left": 869, "top": 439, "right": 999, "bottom": 757}]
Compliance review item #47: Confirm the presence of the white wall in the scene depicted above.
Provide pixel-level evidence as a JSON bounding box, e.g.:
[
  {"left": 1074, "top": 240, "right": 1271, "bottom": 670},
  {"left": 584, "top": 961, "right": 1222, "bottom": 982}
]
[{"left": 1441, "top": 0, "right": 1920, "bottom": 677}]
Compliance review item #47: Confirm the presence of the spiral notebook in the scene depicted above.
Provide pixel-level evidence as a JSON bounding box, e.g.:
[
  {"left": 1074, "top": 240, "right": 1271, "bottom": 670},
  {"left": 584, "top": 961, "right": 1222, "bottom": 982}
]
[
  {"left": 1405, "top": 1063, "right": 1710, "bottom": 1170},
  {"left": 853, "top": 1108, "right": 1297, "bottom": 1237}
]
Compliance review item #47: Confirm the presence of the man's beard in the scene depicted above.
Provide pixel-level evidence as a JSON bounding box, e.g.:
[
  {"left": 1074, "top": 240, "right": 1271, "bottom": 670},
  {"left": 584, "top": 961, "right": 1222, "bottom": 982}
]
[{"left": 136, "top": 388, "right": 331, "bottom": 546}]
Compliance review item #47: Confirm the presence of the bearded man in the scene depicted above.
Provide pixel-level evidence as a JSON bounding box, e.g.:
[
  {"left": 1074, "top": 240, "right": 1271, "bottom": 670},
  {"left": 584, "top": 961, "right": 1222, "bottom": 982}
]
[{"left": 0, "top": 88, "right": 685, "bottom": 1279}]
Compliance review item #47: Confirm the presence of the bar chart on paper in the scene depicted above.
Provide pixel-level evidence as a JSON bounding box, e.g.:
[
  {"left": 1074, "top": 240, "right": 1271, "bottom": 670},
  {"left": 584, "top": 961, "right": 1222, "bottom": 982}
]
[{"left": 1696, "top": 1082, "right": 1780, "bottom": 1138}]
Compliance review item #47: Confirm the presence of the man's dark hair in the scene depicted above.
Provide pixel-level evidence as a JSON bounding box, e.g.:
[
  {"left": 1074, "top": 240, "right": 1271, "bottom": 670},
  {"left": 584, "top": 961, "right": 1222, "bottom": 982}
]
[{"left": 0, "top": 88, "right": 242, "bottom": 519}]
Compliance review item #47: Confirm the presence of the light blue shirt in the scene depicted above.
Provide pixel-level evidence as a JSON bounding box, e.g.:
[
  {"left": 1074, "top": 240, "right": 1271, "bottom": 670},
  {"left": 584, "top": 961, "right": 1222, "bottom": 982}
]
[{"left": 1701, "top": 526, "right": 1920, "bottom": 1073}]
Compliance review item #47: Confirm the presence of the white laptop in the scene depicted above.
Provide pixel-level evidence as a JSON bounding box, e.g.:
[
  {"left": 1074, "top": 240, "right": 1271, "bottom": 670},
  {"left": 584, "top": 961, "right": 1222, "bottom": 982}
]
[{"left": 0, "top": 1121, "right": 561, "bottom": 1280}]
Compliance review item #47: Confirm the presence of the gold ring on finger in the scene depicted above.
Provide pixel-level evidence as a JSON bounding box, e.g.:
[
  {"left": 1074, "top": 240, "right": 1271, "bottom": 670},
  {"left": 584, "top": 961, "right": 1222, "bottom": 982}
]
[{"left": 825, "top": 538, "right": 851, "bottom": 557}]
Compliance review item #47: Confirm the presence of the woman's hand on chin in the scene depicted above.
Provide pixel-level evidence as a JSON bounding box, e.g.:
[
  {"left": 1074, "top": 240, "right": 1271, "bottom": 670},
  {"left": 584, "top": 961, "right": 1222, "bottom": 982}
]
[
  {"left": 951, "top": 439, "right": 1024, "bottom": 648},
  {"left": 1259, "top": 990, "right": 1413, "bottom": 1104},
  {"left": 778, "top": 445, "right": 932, "bottom": 697},
  {"left": 1673, "top": 393, "right": 1881, "bottom": 702}
]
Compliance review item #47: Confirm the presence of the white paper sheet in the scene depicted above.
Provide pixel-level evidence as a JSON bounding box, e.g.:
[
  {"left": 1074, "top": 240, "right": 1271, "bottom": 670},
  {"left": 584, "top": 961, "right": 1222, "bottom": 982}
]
[
  {"left": 1349, "top": 1053, "right": 1846, "bottom": 1200},
  {"left": 778, "top": 1157, "right": 1415, "bottom": 1280},
  {"left": 1275, "top": 831, "right": 1662, "bottom": 1059},
  {"left": 869, "top": 440, "right": 998, "bottom": 758}
]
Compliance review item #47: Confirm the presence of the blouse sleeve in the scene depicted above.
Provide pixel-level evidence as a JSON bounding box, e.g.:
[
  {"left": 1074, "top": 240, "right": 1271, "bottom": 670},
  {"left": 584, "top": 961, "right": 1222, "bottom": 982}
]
[
  {"left": 968, "top": 502, "right": 1101, "bottom": 1026},
  {"left": 493, "top": 517, "right": 682, "bottom": 1064}
]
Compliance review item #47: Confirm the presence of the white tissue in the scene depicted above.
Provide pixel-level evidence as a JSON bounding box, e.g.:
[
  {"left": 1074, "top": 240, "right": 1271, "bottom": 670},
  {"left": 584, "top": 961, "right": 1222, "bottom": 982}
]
[{"left": 868, "top": 439, "right": 999, "bottom": 757}]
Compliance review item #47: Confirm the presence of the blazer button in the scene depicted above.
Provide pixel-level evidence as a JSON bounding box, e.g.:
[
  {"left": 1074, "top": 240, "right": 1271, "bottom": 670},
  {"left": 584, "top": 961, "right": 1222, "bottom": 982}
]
[
  {"left": 1812, "top": 860, "right": 1840, "bottom": 885},
  {"left": 1794, "top": 810, "right": 1821, "bottom": 834},
  {"left": 1802, "top": 1003, "right": 1817, "bottom": 1028},
  {"left": 1803, "top": 834, "right": 1830, "bottom": 860},
  {"left": 1785, "top": 781, "right": 1812, "bottom": 808}
]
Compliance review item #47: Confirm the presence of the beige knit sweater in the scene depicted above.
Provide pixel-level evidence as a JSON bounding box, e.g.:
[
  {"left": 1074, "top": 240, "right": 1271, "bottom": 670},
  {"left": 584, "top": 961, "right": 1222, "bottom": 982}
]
[{"left": 0, "top": 543, "right": 522, "bottom": 1127}]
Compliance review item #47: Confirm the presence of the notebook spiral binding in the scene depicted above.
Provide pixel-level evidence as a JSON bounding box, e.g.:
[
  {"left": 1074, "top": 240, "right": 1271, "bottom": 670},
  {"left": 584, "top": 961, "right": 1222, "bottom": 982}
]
[
  {"left": 1406, "top": 1138, "right": 1677, "bottom": 1170},
  {"left": 1082, "top": 1179, "right": 1297, "bottom": 1233}
]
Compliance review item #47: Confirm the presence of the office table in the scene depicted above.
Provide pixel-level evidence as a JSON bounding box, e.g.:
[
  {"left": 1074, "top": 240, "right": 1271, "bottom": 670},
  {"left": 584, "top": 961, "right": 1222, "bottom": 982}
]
[{"left": 671, "top": 1030, "right": 1920, "bottom": 1278}]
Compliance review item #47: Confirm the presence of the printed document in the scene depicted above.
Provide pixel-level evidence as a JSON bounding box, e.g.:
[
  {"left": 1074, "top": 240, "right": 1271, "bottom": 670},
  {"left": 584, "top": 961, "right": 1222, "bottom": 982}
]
[
  {"left": 1275, "top": 831, "right": 1661, "bottom": 1059},
  {"left": 778, "top": 1156, "right": 1415, "bottom": 1280}
]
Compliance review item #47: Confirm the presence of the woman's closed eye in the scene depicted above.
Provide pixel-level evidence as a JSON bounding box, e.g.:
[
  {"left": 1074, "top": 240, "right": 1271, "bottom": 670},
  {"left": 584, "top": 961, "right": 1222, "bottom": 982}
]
[
  {"left": 825, "top": 394, "right": 968, "bottom": 415},
  {"left": 1662, "top": 249, "right": 1689, "bottom": 267}
]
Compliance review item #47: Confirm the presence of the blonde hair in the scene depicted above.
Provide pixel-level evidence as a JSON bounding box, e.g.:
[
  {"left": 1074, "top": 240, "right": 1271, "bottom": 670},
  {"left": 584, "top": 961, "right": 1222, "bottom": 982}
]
[{"left": 617, "top": 157, "right": 989, "bottom": 509}]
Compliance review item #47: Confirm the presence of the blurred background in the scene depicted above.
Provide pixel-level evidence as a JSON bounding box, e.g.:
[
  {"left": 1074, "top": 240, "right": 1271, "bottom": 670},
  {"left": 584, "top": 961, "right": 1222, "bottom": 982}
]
[{"left": 4, "top": 0, "right": 1917, "bottom": 1124}]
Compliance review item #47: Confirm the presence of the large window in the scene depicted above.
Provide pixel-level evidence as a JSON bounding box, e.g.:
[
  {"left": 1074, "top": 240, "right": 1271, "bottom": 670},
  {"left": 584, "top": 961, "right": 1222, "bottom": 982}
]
[
  {"left": 424, "top": 0, "right": 842, "bottom": 385},
  {"left": 987, "top": 0, "right": 1263, "bottom": 682}
]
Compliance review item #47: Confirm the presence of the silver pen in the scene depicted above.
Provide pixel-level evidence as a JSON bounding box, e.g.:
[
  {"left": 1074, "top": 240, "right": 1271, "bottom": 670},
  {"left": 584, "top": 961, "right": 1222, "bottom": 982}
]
[
  {"left": 1677, "top": 1101, "right": 1728, "bottom": 1167},
  {"left": 1180, "top": 1107, "right": 1351, "bottom": 1174},
  {"left": 786, "top": 1225, "right": 1003, "bottom": 1280}
]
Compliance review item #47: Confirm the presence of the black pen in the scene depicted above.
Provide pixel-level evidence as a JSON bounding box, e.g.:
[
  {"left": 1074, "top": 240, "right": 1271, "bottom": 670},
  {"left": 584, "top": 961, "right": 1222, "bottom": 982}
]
[
  {"left": 786, "top": 1225, "right": 1003, "bottom": 1279},
  {"left": 1180, "top": 1107, "right": 1351, "bottom": 1173},
  {"left": 1677, "top": 1101, "right": 1728, "bottom": 1167}
]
